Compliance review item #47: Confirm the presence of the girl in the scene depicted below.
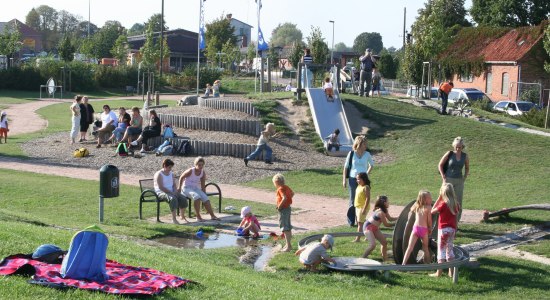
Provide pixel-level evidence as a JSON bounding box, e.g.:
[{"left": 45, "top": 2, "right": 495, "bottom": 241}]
[
  {"left": 238, "top": 206, "right": 261, "bottom": 238},
  {"left": 402, "top": 190, "right": 433, "bottom": 265},
  {"left": 362, "top": 195, "right": 396, "bottom": 262},
  {"left": 323, "top": 77, "right": 334, "bottom": 100},
  {"left": 204, "top": 83, "right": 212, "bottom": 97},
  {"left": 352, "top": 172, "right": 371, "bottom": 242},
  {"left": 244, "top": 122, "right": 280, "bottom": 166},
  {"left": 431, "top": 183, "right": 460, "bottom": 277},
  {"left": 69, "top": 95, "right": 82, "bottom": 144},
  {"left": 0, "top": 111, "right": 8, "bottom": 143},
  {"left": 212, "top": 80, "right": 221, "bottom": 97},
  {"left": 325, "top": 128, "right": 341, "bottom": 152}
]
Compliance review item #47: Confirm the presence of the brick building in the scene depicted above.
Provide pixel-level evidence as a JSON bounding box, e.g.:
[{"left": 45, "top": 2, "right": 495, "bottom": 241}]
[
  {"left": 439, "top": 21, "right": 550, "bottom": 103},
  {"left": 0, "top": 19, "right": 43, "bottom": 58}
]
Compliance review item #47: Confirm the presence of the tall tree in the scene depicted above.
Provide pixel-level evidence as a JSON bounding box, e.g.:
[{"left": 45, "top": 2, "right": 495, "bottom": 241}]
[
  {"left": 110, "top": 34, "right": 128, "bottom": 64},
  {"left": 471, "top": 0, "right": 549, "bottom": 27},
  {"left": 306, "top": 26, "right": 329, "bottom": 64},
  {"left": 75, "top": 21, "right": 98, "bottom": 39},
  {"left": 139, "top": 22, "right": 169, "bottom": 69},
  {"left": 25, "top": 8, "right": 41, "bottom": 31},
  {"left": 377, "top": 52, "right": 398, "bottom": 79},
  {"left": 58, "top": 10, "right": 80, "bottom": 35},
  {"left": 334, "top": 42, "right": 351, "bottom": 52},
  {"left": 144, "top": 14, "right": 168, "bottom": 33},
  {"left": 58, "top": 35, "right": 75, "bottom": 61},
  {"left": 0, "top": 22, "right": 22, "bottom": 56},
  {"left": 246, "top": 41, "right": 256, "bottom": 70},
  {"left": 128, "top": 23, "right": 145, "bottom": 36},
  {"left": 544, "top": 23, "right": 550, "bottom": 73},
  {"left": 205, "top": 15, "right": 236, "bottom": 65},
  {"left": 221, "top": 39, "right": 241, "bottom": 73},
  {"left": 269, "top": 23, "right": 303, "bottom": 47},
  {"left": 288, "top": 40, "right": 305, "bottom": 70},
  {"left": 33, "top": 5, "right": 59, "bottom": 50},
  {"left": 353, "top": 32, "right": 383, "bottom": 54}
]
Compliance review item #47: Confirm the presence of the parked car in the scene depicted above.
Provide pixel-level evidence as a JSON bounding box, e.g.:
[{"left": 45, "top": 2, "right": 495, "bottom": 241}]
[
  {"left": 448, "top": 88, "right": 491, "bottom": 104},
  {"left": 492, "top": 101, "right": 539, "bottom": 116},
  {"left": 406, "top": 86, "right": 439, "bottom": 100}
]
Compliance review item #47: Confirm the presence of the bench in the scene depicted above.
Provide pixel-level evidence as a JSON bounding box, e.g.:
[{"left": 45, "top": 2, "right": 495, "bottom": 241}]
[
  {"left": 125, "top": 86, "right": 136, "bottom": 96},
  {"left": 138, "top": 178, "right": 222, "bottom": 222}
]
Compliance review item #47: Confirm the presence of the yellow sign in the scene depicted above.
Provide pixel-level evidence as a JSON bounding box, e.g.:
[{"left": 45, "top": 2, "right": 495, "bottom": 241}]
[{"left": 23, "top": 38, "right": 35, "bottom": 49}]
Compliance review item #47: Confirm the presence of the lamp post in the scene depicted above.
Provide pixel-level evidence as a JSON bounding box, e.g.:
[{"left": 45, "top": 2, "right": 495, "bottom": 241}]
[
  {"left": 329, "top": 20, "right": 335, "bottom": 65},
  {"left": 159, "top": 0, "right": 164, "bottom": 77}
]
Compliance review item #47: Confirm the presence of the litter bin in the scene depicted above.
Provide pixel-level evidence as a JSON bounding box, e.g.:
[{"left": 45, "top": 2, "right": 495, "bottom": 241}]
[{"left": 99, "top": 165, "right": 119, "bottom": 198}]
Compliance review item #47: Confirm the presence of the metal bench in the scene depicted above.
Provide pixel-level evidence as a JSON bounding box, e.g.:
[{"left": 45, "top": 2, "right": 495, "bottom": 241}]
[{"left": 138, "top": 178, "right": 222, "bottom": 222}]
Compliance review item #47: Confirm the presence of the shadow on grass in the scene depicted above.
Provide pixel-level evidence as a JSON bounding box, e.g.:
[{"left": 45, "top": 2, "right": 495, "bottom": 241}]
[
  {"left": 347, "top": 99, "right": 435, "bottom": 141},
  {"left": 300, "top": 168, "right": 340, "bottom": 176},
  {"left": 483, "top": 216, "right": 549, "bottom": 226}
]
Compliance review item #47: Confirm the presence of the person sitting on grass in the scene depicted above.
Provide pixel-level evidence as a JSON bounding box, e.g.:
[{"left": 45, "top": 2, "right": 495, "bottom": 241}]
[
  {"left": 237, "top": 206, "right": 261, "bottom": 238},
  {"left": 295, "top": 234, "right": 335, "bottom": 272},
  {"left": 178, "top": 157, "right": 221, "bottom": 222},
  {"left": 154, "top": 158, "right": 189, "bottom": 224},
  {"left": 130, "top": 109, "right": 161, "bottom": 153}
]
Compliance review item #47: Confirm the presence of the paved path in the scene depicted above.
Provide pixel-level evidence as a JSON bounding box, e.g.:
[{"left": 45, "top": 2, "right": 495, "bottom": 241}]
[{"left": 0, "top": 99, "right": 484, "bottom": 234}]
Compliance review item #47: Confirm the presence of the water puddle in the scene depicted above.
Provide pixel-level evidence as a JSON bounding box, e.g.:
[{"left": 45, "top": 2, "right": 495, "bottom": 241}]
[{"left": 154, "top": 232, "right": 256, "bottom": 249}]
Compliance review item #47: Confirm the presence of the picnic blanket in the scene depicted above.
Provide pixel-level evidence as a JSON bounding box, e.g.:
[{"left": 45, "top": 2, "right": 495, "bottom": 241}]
[{"left": 0, "top": 254, "right": 194, "bottom": 296}]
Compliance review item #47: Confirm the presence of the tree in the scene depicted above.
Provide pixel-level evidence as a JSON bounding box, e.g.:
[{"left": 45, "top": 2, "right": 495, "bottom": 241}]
[
  {"left": 139, "top": 22, "right": 169, "bottom": 69},
  {"left": 31, "top": 5, "right": 59, "bottom": 50},
  {"left": 377, "top": 52, "right": 398, "bottom": 79},
  {"left": 246, "top": 41, "right": 256, "bottom": 70},
  {"left": 205, "top": 16, "right": 236, "bottom": 65},
  {"left": 25, "top": 8, "right": 41, "bottom": 31},
  {"left": 544, "top": 23, "right": 550, "bottom": 73},
  {"left": 111, "top": 35, "right": 128, "bottom": 64},
  {"left": 75, "top": 21, "right": 98, "bottom": 39},
  {"left": 58, "top": 10, "right": 80, "bottom": 35},
  {"left": 269, "top": 23, "right": 303, "bottom": 47},
  {"left": 0, "top": 22, "right": 22, "bottom": 56},
  {"left": 334, "top": 42, "right": 351, "bottom": 52},
  {"left": 353, "top": 32, "right": 383, "bottom": 54},
  {"left": 306, "top": 26, "right": 329, "bottom": 64},
  {"left": 144, "top": 14, "right": 168, "bottom": 33},
  {"left": 471, "top": 0, "right": 549, "bottom": 27},
  {"left": 288, "top": 40, "right": 304, "bottom": 70},
  {"left": 58, "top": 35, "right": 75, "bottom": 61},
  {"left": 128, "top": 23, "right": 145, "bottom": 36},
  {"left": 221, "top": 39, "right": 240, "bottom": 73}
]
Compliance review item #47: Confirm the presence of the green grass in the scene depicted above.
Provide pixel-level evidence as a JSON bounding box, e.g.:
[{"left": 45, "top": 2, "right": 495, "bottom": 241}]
[
  {"left": 517, "top": 235, "right": 550, "bottom": 258},
  {"left": 245, "top": 95, "right": 550, "bottom": 213},
  {"left": 220, "top": 77, "right": 256, "bottom": 94}
]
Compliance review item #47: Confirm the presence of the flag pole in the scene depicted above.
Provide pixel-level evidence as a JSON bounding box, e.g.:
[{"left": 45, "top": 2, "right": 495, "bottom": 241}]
[{"left": 196, "top": 0, "right": 204, "bottom": 96}]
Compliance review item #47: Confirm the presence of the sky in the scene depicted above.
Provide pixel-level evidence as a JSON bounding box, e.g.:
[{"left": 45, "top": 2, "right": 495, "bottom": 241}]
[{"left": 0, "top": 0, "right": 473, "bottom": 49}]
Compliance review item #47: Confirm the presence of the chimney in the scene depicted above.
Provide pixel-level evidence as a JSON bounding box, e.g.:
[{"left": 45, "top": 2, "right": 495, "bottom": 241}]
[{"left": 226, "top": 14, "right": 232, "bottom": 20}]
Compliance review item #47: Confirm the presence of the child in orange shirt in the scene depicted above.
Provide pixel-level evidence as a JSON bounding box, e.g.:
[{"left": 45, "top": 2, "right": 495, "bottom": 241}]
[{"left": 273, "top": 173, "right": 294, "bottom": 252}]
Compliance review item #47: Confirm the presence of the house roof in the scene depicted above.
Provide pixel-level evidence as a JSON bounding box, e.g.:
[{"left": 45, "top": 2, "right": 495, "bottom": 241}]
[
  {"left": 128, "top": 28, "right": 198, "bottom": 55},
  {"left": 439, "top": 21, "right": 548, "bottom": 63},
  {"left": 0, "top": 19, "right": 40, "bottom": 37}
]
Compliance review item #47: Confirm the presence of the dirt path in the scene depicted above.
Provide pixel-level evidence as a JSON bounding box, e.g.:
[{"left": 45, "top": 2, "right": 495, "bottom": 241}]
[{"left": 0, "top": 98, "right": 484, "bottom": 234}]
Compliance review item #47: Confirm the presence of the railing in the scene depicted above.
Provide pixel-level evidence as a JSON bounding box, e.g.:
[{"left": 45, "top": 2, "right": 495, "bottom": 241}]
[
  {"left": 159, "top": 114, "right": 261, "bottom": 136},
  {"left": 198, "top": 98, "right": 260, "bottom": 117}
]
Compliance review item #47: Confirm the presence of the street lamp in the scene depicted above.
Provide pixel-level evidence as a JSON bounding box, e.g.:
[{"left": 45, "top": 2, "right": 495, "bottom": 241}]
[{"left": 329, "top": 20, "right": 335, "bottom": 65}]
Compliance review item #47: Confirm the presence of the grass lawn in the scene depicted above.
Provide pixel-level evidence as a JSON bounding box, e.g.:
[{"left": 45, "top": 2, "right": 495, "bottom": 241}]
[
  {"left": 517, "top": 235, "right": 550, "bottom": 258},
  {"left": 245, "top": 95, "right": 550, "bottom": 213}
]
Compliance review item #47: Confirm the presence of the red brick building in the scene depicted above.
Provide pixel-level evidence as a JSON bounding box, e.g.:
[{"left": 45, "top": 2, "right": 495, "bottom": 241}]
[
  {"left": 0, "top": 19, "right": 43, "bottom": 58},
  {"left": 439, "top": 22, "right": 550, "bottom": 103}
]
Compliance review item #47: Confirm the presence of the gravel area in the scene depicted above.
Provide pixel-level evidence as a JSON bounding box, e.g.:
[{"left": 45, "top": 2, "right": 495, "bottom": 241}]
[{"left": 22, "top": 96, "right": 393, "bottom": 185}]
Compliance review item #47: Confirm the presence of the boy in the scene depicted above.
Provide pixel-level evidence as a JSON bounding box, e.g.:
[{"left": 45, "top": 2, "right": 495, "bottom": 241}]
[
  {"left": 273, "top": 173, "right": 294, "bottom": 252},
  {"left": 295, "top": 234, "right": 336, "bottom": 272},
  {"left": 323, "top": 77, "right": 334, "bottom": 101}
]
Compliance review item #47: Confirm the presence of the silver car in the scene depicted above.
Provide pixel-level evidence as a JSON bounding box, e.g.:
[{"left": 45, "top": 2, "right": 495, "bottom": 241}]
[{"left": 493, "top": 101, "right": 539, "bottom": 116}]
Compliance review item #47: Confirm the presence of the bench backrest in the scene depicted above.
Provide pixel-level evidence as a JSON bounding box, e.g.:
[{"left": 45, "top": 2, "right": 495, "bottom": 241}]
[{"left": 139, "top": 179, "right": 155, "bottom": 193}]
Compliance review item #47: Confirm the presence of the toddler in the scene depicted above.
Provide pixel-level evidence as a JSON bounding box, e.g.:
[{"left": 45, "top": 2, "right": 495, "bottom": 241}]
[
  {"left": 352, "top": 172, "right": 371, "bottom": 242},
  {"left": 0, "top": 111, "right": 9, "bottom": 143},
  {"left": 402, "top": 190, "right": 433, "bottom": 265},
  {"left": 295, "top": 234, "right": 335, "bottom": 272},
  {"left": 431, "top": 183, "right": 460, "bottom": 277},
  {"left": 238, "top": 206, "right": 261, "bottom": 238},
  {"left": 273, "top": 173, "right": 294, "bottom": 252},
  {"left": 362, "top": 195, "right": 397, "bottom": 262},
  {"left": 213, "top": 80, "right": 221, "bottom": 97},
  {"left": 204, "top": 83, "right": 212, "bottom": 97},
  {"left": 325, "top": 128, "right": 341, "bottom": 152},
  {"left": 323, "top": 77, "right": 334, "bottom": 100}
]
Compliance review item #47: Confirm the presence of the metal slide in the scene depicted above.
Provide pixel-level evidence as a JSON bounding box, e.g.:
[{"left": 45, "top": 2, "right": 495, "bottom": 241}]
[{"left": 305, "top": 82, "right": 354, "bottom": 156}]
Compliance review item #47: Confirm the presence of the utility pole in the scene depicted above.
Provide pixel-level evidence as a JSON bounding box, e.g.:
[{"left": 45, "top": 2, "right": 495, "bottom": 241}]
[
  {"left": 403, "top": 7, "right": 406, "bottom": 48},
  {"left": 159, "top": 0, "right": 164, "bottom": 77}
]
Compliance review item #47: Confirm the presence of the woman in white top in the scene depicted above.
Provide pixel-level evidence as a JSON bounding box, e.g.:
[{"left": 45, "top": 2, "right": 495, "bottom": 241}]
[
  {"left": 69, "top": 95, "right": 82, "bottom": 144},
  {"left": 342, "top": 135, "right": 375, "bottom": 227},
  {"left": 95, "top": 105, "right": 118, "bottom": 148},
  {"left": 178, "top": 157, "right": 220, "bottom": 222},
  {"left": 154, "top": 158, "right": 189, "bottom": 224}
]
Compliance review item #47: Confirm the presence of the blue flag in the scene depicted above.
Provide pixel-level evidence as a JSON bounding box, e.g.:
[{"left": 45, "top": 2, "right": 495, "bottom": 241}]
[
  {"left": 257, "top": 26, "right": 268, "bottom": 51},
  {"left": 199, "top": 27, "right": 205, "bottom": 50}
]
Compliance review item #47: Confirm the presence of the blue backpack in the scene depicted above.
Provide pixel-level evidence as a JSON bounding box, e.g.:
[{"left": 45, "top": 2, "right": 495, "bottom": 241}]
[{"left": 60, "top": 225, "right": 109, "bottom": 282}]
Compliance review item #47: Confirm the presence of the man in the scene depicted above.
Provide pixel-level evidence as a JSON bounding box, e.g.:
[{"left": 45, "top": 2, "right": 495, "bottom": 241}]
[
  {"left": 154, "top": 159, "right": 189, "bottom": 224},
  {"left": 359, "top": 48, "right": 376, "bottom": 97},
  {"left": 439, "top": 81, "right": 454, "bottom": 115}
]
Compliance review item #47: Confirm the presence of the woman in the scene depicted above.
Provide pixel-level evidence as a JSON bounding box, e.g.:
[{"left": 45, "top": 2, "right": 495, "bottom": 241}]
[
  {"left": 83, "top": 96, "right": 95, "bottom": 139},
  {"left": 106, "top": 107, "right": 131, "bottom": 143},
  {"left": 78, "top": 96, "right": 88, "bottom": 142},
  {"left": 178, "top": 157, "right": 220, "bottom": 222},
  {"left": 95, "top": 105, "right": 118, "bottom": 148},
  {"left": 119, "top": 107, "right": 143, "bottom": 144},
  {"left": 69, "top": 95, "right": 82, "bottom": 144},
  {"left": 438, "top": 136, "right": 469, "bottom": 222},
  {"left": 130, "top": 109, "right": 161, "bottom": 153},
  {"left": 342, "top": 136, "right": 374, "bottom": 227}
]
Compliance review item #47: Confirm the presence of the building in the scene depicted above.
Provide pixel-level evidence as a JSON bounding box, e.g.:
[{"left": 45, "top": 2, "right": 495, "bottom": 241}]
[
  {"left": 127, "top": 28, "right": 204, "bottom": 73},
  {"left": 226, "top": 14, "right": 252, "bottom": 49},
  {"left": 0, "top": 19, "right": 43, "bottom": 59},
  {"left": 438, "top": 21, "right": 550, "bottom": 103}
]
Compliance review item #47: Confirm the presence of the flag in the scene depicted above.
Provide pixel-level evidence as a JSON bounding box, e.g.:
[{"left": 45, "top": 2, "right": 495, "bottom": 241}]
[
  {"left": 199, "top": 0, "right": 206, "bottom": 50},
  {"left": 257, "top": 26, "right": 268, "bottom": 51}
]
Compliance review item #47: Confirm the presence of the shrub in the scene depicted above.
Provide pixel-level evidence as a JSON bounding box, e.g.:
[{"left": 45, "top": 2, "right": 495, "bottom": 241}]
[
  {"left": 470, "top": 99, "right": 493, "bottom": 112},
  {"left": 0, "top": 67, "right": 44, "bottom": 91},
  {"left": 517, "top": 108, "right": 547, "bottom": 128}
]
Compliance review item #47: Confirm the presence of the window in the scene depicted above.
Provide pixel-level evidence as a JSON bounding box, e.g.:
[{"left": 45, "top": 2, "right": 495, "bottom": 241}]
[
  {"left": 460, "top": 73, "right": 473, "bottom": 82},
  {"left": 501, "top": 73, "right": 509, "bottom": 96},
  {"left": 485, "top": 72, "right": 492, "bottom": 94}
]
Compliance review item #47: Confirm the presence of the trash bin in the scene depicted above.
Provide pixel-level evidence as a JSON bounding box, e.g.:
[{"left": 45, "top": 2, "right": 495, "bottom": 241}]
[{"left": 99, "top": 165, "right": 119, "bottom": 198}]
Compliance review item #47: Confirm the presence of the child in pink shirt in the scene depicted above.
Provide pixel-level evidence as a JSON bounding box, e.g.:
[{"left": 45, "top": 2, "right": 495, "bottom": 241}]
[{"left": 238, "top": 206, "right": 261, "bottom": 238}]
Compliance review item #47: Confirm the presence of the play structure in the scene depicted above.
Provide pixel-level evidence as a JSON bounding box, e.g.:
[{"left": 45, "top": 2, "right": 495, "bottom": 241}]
[
  {"left": 298, "top": 200, "right": 471, "bottom": 283},
  {"left": 483, "top": 204, "right": 550, "bottom": 221},
  {"left": 297, "top": 63, "right": 354, "bottom": 156}
]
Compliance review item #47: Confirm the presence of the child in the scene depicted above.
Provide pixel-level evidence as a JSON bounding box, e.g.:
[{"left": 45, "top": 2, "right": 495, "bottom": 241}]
[
  {"left": 244, "top": 122, "right": 280, "bottom": 166},
  {"left": 325, "top": 128, "right": 341, "bottom": 152},
  {"left": 0, "top": 111, "right": 8, "bottom": 143},
  {"left": 323, "top": 77, "right": 334, "bottom": 101},
  {"left": 431, "top": 183, "right": 460, "bottom": 277},
  {"left": 212, "top": 80, "right": 221, "bottom": 97},
  {"left": 273, "top": 173, "right": 294, "bottom": 252},
  {"left": 362, "top": 195, "right": 397, "bottom": 262},
  {"left": 295, "top": 234, "right": 335, "bottom": 272},
  {"left": 352, "top": 172, "right": 371, "bottom": 242},
  {"left": 371, "top": 70, "right": 382, "bottom": 97},
  {"left": 402, "top": 190, "right": 433, "bottom": 265},
  {"left": 204, "top": 83, "right": 212, "bottom": 97},
  {"left": 238, "top": 206, "right": 261, "bottom": 238}
]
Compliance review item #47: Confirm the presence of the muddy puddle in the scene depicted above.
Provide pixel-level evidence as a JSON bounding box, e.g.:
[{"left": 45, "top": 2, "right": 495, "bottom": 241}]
[{"left": 154, "top": 232, "right": 265, "bottom": 249}]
